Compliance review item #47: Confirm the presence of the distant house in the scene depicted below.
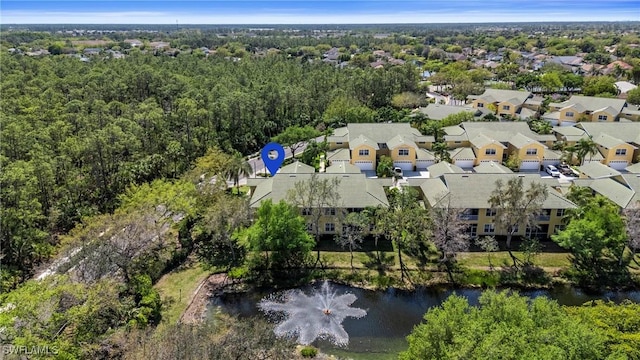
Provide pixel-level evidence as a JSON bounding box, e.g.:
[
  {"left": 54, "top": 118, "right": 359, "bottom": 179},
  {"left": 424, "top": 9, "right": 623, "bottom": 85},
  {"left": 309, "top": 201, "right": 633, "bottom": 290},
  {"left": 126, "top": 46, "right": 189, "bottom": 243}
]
[
  {"left": 615, "top": 81, "right": 638, "bottom": 99},
  {"left": 467, "top": 89, "right": 538, "bottom": 119},
  {"left": 546, "top": 95, "right": 628, "bottom": 125},
  {"left": 327, "top": 123, "right": 434, "bottom": 171},
  {"left": 83, "top": 48, "right": 102, "bottom": 56}
]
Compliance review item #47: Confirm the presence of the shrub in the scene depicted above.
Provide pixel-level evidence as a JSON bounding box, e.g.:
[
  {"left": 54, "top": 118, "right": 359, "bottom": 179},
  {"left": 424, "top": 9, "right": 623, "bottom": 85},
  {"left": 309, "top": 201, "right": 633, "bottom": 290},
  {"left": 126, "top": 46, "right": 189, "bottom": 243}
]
[{"left": 300, "top": 346, "right": 318, "bottom": 358}]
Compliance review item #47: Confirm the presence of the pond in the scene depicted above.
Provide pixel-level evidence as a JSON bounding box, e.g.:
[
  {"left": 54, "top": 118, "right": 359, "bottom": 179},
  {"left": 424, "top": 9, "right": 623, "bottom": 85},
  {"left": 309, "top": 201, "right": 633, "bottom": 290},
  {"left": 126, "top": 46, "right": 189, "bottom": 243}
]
[{"left": 209, "top": 283, "right": 640, "bottom": 360}]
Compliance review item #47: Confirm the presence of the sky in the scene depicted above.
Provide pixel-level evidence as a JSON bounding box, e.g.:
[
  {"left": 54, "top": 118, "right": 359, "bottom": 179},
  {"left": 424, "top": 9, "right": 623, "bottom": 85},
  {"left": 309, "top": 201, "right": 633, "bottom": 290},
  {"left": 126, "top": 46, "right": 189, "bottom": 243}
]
[{"left": 1, "top": 0, "right": 639, "bottom": 24}]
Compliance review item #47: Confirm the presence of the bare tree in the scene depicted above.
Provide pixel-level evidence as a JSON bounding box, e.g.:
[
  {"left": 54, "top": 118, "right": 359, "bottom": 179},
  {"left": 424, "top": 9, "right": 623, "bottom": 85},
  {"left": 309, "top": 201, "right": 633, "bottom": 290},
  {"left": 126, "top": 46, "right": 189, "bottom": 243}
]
[
  {"left": 287, "top": 173, "right": 341, "bottom": 268},
  {"left": 336, "top": 211, "right": 368, "bottom": 270},
  {"left": 488, "top": 177, "right": 548, "bottom": 267},
  {"left": 430, "top": 195, "right": 471, "bottom": 282}
]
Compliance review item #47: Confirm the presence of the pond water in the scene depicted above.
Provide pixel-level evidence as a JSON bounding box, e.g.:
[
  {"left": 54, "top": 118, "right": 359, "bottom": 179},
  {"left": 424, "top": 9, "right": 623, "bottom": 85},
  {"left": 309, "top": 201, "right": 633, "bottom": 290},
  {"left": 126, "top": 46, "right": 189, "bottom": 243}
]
[{"left": 209, "top": 283, "right": 640, "bottom": 360}]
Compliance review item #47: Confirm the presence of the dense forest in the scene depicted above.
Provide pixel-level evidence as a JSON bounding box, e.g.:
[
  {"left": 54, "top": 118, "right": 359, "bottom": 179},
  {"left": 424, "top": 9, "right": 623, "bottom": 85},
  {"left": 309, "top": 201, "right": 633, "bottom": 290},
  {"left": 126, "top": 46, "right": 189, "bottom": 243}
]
[{"left": 0, "top": 49, "right": 419, "bottom": 289}]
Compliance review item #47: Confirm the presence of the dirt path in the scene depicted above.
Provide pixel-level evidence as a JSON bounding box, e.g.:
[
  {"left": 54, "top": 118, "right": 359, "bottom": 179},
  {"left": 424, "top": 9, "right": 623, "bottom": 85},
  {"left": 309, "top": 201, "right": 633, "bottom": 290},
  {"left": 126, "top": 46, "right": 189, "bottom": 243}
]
[{"left": 179, "top": 273, "right": 232, "bottom": 324}]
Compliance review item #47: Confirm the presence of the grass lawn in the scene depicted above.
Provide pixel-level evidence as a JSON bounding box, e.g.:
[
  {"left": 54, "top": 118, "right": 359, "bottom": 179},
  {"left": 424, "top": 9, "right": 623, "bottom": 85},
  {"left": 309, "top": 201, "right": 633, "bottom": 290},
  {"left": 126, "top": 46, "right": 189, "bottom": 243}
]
[
  {"left": 154, "top": 263, "right": 211, "bottom": 326},
  {"left": 457, "top": 251, "right": 571, "bottom": 268}
]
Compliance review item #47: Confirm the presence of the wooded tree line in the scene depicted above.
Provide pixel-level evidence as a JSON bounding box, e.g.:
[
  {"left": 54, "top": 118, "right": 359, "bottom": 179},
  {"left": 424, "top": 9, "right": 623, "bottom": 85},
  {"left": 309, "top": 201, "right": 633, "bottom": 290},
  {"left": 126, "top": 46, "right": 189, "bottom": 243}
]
[{"left": 0, "top": 51, "right": 419, "bottom": 287}]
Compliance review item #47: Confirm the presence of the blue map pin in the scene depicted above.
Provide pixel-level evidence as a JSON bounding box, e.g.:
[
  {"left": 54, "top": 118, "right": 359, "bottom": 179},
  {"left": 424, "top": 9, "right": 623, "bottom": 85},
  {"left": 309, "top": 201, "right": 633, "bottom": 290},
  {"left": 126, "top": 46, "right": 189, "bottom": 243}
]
[{"left": 261, "top": 142, "right": 285, "bottom": 176}]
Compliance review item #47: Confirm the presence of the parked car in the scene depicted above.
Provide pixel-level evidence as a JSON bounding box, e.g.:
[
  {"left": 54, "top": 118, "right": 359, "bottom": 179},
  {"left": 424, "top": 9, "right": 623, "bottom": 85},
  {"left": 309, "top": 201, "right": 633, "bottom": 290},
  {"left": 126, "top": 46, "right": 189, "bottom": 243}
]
[
  {"left": 557, "top": 163, "right": 574, "bottom": 176},
  {"left": 545, "top": 165, "right": 561, "bottom": 177}
]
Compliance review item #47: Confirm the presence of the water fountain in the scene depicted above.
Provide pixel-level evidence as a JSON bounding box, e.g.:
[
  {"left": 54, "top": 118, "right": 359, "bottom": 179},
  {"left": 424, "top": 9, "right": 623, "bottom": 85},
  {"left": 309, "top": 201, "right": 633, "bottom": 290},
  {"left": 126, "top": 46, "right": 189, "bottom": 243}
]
[{"left": 258, "top": 281, "right": 367, "bottom": 346}]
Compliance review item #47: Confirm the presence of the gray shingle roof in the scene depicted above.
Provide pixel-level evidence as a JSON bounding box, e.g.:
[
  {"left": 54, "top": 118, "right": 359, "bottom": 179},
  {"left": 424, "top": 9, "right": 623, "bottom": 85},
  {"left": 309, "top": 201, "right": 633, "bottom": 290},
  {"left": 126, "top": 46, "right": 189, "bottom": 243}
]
[
  {"left": 578, "top": 123, "right": 640, "bottom": 144},
  {"left": 626, "top": 162, "right": 640, "bottom": 173},
  {"left": 325, "top": 163, "right": 361, "bottom": 173},
  {"left": 449, "top": 147, "right": 476, "bottom": 161},
  {"left": 578, "top": 162, "right": 621, "bottom": 178},
  {"left": 473, "top": 161, "right": 513, "bottom": 173},
  {"left": 553, "top": 95, "right": 626, "bottom": 113},
  {"left": 593, "top": 133, "right": 626, "bottom": 149},
  {"left": 349, "top": 134, "right": 379, "bottom": 150},
  {"left": 428, "top": 162, "right": 465, "bottom": 178},
  {"left": 573, "top": 178, "right": 635, "bottom": 208},
  {"left": 387, "top": 134, "right": 417, "bottom": 150},
  {"left": 509, "top": 133, "right": 544, "bottom": 149},
  {"left": 470, "top": 133, "right": 507, "bottom": 149},
  {"left": 417, "top": 148, "right": 436, "bottom": 160},
  {"left": 421, "top": 173, "right": 576, "bottom": 209},
  {"left": 477, "top": 89, "right": 532, "bottom": 105},
  {"left": 552, "top": 126, "right": 587, "bottom": 142},
  {"left": 280, "top": 161, "right": 316, "bottom": 174},
  {"left": 249, "top": 173, "right": 389, "bottom": 208},
  {"left": 327, "top": 148, "right": 351, "bottom": 161},
  {"left": 346, "top": 123, "right": 422, "bottom": 144},
  {"left": 461, "top": 122, "right": 552, "bottom": 144}
]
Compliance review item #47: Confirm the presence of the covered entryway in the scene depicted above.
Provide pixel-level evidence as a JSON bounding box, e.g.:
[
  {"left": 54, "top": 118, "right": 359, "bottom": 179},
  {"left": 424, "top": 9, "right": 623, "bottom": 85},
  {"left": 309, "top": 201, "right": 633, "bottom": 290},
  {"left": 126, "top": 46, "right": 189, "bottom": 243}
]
[{"left": 353, "top": 161, "right": 374, "bottom": 171}]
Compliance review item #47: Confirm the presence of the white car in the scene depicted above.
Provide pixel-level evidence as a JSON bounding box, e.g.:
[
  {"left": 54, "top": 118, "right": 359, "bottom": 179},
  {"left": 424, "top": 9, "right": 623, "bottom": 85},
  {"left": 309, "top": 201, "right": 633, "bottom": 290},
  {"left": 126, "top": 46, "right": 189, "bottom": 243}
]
[{"left": 545, "top": 165, "right": 561, "bottom": 177}]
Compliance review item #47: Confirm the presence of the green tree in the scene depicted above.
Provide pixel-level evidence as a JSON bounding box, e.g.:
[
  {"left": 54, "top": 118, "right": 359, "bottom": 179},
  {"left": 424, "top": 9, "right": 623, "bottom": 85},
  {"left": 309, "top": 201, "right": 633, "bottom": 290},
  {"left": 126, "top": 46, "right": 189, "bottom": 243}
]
[
  {"left": 504, "top": 151, "right": 522, "bottom": 172},
  {"left": 582, "top": 76, "right": 617, "bottom": 97},
  {"left": 377, "top": 187, "right": 430, "bottom": 281},
  {"left": 575, "top": 137, "right": 599, "bottom": 165},
  {"left": 626, "top": 87, "right": 640, "bottom": 105},
  {"left": 553, "top": 196, "right": 629, "bottom": 288},
  {"left": 488, "top": 177, "right": 548, "bottom": 266},
  {"left": 286, "top": 173, "right": 341, "bottom": 267},
  {"left": 240, "top": 199, "right": 314, "bottom": 271},
  {"left": 376, "top": 155, "right": 394, "bottom": 177},
  {"left": 400, "top": 291, "right": 607, "bottom": 360},
  {"left": 224, "top": 153, "right": 252, "bottom": 193},
  {"left": 272, "top": 125, "right": 321, "bottom": 158}
]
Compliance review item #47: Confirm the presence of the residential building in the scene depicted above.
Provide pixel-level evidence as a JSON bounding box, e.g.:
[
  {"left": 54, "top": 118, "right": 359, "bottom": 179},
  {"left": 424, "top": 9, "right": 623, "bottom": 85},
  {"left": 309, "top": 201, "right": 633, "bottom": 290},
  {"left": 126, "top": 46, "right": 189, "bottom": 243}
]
[
  {"left": 327, "top": 123, "right": 434, "bottom": 171},
  {"left": 247, "top": 162, "right": 389, "bottom": 235},
  {"left": 546, "top": 95, "right": 627, "bottom": 125},
  {"left": 573, "top": 174, "right": 640, "bottom": 209},
  {"left": 577, "top": 123, "right": 640, "bottom": 169},
  {"left": 418, "top": 173, "right": 576, "bottom": 238},
  {"left": 467, "top": 89, "right": 539, "bottom": 119}
]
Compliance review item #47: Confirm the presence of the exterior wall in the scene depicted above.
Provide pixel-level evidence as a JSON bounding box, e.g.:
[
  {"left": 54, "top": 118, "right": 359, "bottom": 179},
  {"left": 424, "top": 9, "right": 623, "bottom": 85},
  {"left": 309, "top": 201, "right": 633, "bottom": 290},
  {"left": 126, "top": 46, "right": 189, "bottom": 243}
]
[
  {"left": 390, "top": 145, "right": 417, "bottom": 167},
  {"left": 507, "top": 143, "right": 545, "bottom": 163},
  {"left": 446, "top": 140, "right": 470, "bottom": 149},
  {"left": 600, "top": 143, "right": 635, "bottom": 166},
  {"left": 558, "top": 107, "right": 582, "bottom": 123},
  {"left": 497, "top": 101, "right": 519, "bottom": 117},
  {"left": 474, "top": 144, "right": 505, "bottom": 165},
  {"left": 329, "top": 141, "right": 349, "bottom": 150},
  {"left": 472, "top": 99, "right": 490, "bottom": 109},
  {"left": 590, "top": 110, "right": 617, "bottom": 122},
  {"left": 416, "top": 141, "right": 433, "bottom": 150},
  {"left": 350, "top": 144, "right": 377, "bottom": 169},
  {"left": 301, "top": 209, "right": 369, "bottom": 235}
]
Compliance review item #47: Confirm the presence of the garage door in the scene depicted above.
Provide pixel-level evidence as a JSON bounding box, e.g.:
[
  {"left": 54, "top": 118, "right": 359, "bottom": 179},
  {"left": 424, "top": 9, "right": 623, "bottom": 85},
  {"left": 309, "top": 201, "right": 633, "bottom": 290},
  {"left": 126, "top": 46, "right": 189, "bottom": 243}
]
[
  {"left": 608, "top": 161, "right": 628, "bottom": 170},
  {"left": 454, "top": 159, "right": 474, "bottom": 169},
  {"left": 416, "top": 160, "right": 435, "bottom": 169},
  {"left": 520, "top": 160, "right": 540, "bottom": 171},
  {"left": 353, "top": 161, "right": 374, "bottom": 171},
  {"left": 393, "top": 161, "right": 414, "bottom": 171}
]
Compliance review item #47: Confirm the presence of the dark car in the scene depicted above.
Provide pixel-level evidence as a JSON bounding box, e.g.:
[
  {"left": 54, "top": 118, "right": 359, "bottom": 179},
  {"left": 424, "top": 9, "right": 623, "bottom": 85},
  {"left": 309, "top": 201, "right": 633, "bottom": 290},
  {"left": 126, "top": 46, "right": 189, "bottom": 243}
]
[{"left": 557, "top": 163, "right": 574, "bottom": 176}]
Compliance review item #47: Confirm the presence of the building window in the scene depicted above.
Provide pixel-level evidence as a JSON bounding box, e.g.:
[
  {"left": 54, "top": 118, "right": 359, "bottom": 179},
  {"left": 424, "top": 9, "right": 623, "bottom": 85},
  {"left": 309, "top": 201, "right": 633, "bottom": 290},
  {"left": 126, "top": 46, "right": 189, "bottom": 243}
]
[
  {"left": 485, "top": 148, "right": 496, "bottom": 155},
  {"left": 454, "top": 141, "right": 462, "bottom": 144},
  {"left": 477, "top": 103, "right": 484, "bottom": 108},
  {"left": 324, "top": 208, "right": 336, "bottom": 216},
  {"left": 597, "top": 115, "right": 608, "bottom": 121},
  {"left": 502, "top": 105, "right": 511, "bottom": 110},
  {"left": 399, "top": 148, "right": 410, "bottom": 156},
  {"left": 469, "top": 224, "right": 478, "bottom": 237},
  {"left": 325, "top": 223, "right": 335, "bottom": 232},
  {"left": 486, "top": 208, "right": 496, "bottom": 217},
  {"left": 306, "top": 223, "right": 313, "bottom": 231},
  {"left": 565, "top": 111, "right": 574, "bottom": 117},
  {"left": 526, "top": 148, "right": 537, "bottom": 155},
  {"left": 615, "top": 149, "right": 627, "bottom": 156},
  {"left": 302, "top": 208, "right": 312, "bottom": 216},
  {"left": 336, "top": 142, "right": 343, "bottom": 145},
  {"left": 556, "top": 209, "right": 565, "bottom": 217},
  {"left": 483, "top": 224, "right": 495, "bottom": 233},
  {"left": 379, "top": 143, "right": 388, "bottom": 149},
  {"left": 358, "top": 149, "right": 369, "bottom": 156}
]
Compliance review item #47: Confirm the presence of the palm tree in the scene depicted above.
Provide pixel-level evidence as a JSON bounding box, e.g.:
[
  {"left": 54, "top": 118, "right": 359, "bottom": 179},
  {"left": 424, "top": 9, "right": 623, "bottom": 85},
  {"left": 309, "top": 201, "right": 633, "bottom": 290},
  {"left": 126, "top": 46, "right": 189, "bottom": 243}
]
[
  {"left": 561, "top": 145, "right": 577, "bottom": 165},
  {"left": 575, "top": 137, "right": 599, "bottom": 165},
  {"left": 225, "top": 154, "right": 252, "bottom": 194},
  {"left": 432, "top": 142, "right": 451, "bottom": 163}
]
